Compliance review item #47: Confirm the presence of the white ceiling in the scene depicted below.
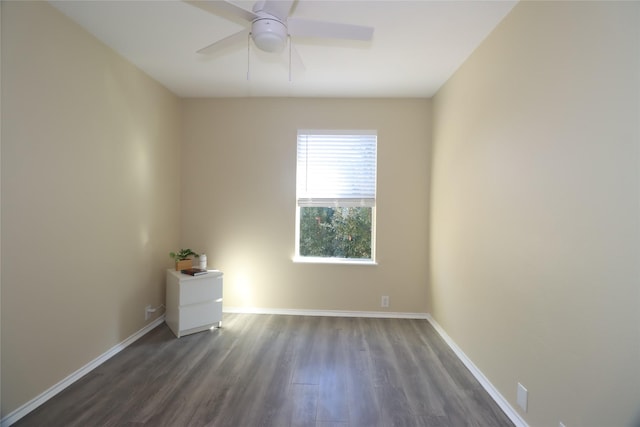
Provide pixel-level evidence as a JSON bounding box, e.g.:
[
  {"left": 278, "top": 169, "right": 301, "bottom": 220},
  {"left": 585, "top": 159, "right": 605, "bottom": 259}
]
[{"left": 49, "top": 0, "right": 517, "bottom": 98}]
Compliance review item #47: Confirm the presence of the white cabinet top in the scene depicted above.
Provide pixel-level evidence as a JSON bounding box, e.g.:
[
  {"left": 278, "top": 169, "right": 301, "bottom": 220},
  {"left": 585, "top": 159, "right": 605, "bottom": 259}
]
[{"left": 167, "top": 269, "right": 223, "bottom": 281}]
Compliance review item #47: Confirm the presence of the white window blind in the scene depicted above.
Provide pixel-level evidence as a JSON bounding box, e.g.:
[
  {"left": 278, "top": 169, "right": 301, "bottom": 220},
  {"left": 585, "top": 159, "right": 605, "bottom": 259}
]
[{"left": 297, "top": 130, "right": 377, "bottom": 208}]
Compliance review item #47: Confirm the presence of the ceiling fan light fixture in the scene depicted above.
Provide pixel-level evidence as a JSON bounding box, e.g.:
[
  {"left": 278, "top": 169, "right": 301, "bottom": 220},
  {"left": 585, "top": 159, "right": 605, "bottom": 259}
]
[{"left": 251, "top": 18, "right": 287, "bottom": 53}]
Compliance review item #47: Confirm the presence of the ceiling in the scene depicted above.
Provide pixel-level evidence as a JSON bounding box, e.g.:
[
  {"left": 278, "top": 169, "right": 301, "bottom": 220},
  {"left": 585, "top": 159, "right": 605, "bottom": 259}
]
[{"left": 49, "top": 0, "right": 517, "bottom": 98}]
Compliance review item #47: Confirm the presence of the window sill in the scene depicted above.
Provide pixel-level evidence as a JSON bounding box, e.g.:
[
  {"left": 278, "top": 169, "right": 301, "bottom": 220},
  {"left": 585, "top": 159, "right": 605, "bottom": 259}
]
[{"left": 293, "top": 256, "right": 378, "bottom": 266}]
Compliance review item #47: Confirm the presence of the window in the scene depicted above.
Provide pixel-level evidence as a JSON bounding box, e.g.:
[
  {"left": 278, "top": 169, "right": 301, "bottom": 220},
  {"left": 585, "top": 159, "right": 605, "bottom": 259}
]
[{"left": 295, "top": 130, "right": 377, "bottom": 263}]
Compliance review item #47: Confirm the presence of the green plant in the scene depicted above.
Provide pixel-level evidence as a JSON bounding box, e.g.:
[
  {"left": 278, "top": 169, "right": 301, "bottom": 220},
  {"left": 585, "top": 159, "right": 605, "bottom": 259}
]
[{"left": 169, "top": 248, "right": 200, "bottom": 261}]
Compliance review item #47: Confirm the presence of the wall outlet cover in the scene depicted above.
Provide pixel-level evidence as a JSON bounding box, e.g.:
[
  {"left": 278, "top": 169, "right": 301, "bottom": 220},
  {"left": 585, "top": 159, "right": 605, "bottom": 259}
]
[{"left": 517, "top": 383, "right": 528, "bottom": 412}]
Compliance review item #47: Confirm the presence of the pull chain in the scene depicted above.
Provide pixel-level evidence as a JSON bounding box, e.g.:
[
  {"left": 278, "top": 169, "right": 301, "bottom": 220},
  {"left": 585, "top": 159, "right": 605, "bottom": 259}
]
[
  {"left": 288, "top": 35, "right": 292, "bottom": 82},
  {"left": 247, "top": 32, "right": 251, "bottom": 81}
]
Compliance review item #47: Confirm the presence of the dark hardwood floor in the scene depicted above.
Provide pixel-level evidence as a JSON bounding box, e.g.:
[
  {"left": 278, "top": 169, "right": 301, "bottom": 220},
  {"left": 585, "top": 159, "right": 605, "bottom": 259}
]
[{"left": 15, "top": 314, "right": 514, "bottom": 427}]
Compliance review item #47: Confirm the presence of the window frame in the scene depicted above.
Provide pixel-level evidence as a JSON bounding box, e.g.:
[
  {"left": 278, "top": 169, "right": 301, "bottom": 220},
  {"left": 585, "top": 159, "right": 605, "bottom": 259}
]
[{"left": 294, "top": 130, "right": 378, "bottom": 265}]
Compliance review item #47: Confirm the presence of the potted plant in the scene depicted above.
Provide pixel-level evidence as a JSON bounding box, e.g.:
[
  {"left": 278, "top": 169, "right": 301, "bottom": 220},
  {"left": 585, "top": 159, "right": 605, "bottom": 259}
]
[{"left": 170, "top": 248, "right": 200, "bottom": 271}]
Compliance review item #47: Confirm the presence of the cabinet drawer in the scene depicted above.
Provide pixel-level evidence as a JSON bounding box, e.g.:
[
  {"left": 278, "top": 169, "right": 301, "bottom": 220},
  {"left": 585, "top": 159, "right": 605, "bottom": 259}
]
[
  {"left": 180, "top": 276, "right": 222, "bottom": 306},
  {"left": 179, "top": 301, "right": 221, "bottom": 331}
]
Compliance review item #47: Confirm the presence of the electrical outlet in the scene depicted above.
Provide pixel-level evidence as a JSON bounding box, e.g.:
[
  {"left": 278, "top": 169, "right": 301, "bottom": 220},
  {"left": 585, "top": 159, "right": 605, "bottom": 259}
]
[
  {"left": 145, "top": 305, "right": 152, "bottom": 321},
  {"left": 517, "top": 383, "right": 528, "bottom": 412},
  {"left": 381, "top": 296, "right": 389, "bottom": 308}
]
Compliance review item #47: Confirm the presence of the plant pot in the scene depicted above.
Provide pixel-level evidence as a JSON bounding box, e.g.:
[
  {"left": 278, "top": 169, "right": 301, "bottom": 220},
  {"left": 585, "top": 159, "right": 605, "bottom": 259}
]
[{"left": 175, "top": 259, "right": 192, "bottom": 271}]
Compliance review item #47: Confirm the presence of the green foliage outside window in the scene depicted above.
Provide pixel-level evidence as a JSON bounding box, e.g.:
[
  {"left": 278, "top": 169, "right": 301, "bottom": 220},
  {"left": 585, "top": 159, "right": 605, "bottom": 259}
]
[{"left": 299, "top": 207, "right": 372, "bottom": 259}]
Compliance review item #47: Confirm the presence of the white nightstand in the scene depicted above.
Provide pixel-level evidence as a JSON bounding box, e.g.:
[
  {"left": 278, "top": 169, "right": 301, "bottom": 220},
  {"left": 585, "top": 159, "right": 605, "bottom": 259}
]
[{"left": 165, "top": 269, "right": 223, "bottom": 338}]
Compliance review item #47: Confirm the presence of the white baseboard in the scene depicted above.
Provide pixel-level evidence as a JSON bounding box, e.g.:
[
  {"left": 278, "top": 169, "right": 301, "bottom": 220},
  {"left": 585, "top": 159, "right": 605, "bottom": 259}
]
[
  {"left": 1, "top": 316, "right": 166, "bottom": 427},
  {"left": 223, "top": 306, "right": 429, "bottom": 319},
  {"left": 425, "top": 314, "right": 528, "bottom": 427}
]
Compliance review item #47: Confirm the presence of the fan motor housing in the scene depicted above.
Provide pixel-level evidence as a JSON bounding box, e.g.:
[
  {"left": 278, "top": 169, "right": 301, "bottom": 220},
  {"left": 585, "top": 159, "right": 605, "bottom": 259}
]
[{"left": 251, "top": 18, "right": 287, "bottom": 53}]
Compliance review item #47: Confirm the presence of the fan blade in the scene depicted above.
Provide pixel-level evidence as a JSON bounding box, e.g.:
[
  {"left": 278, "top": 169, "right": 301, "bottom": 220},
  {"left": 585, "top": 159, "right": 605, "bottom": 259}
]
[
  {"left": 197, "top": 29, "right": 249, "bottom": 55},
  {"left": 287, "top": 18, "right": 374, "bottom": 41},
  {"left": 255, "top": 0, "right": 294, "bottom": 21},
  {"left": 184, "top": 0, "right": 258, "bottom": 23}
]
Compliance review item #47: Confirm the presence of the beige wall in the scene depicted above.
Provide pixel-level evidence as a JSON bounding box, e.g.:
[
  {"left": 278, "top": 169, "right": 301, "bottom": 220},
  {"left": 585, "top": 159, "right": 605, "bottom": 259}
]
[
  {"left": 1, "top": 2, "right": 181, "bottom": 416},
  {"left": 431, "top": 2, "right": 640, "bottom": 426},
  {"left": 181, "top": 98, "right": 431, "bottom": 314}
]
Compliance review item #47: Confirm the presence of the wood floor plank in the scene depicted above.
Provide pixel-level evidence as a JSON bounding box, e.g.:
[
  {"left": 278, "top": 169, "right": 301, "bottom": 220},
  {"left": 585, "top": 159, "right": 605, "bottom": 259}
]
[
  {"left": 343, "top": 318, "right": 383, "bottom": 427},
  {"left": 316, "top": 422, "right": 349, "bottom": 427},
  {"left": 14, "top": 314, "right": 514, "bottom": 427},
  {"left": 316, "top": 318, "right": 350, "bottom": 423},
  {"left": 290, "top": 383, "right": 318, "bottom": 427},
  {"left": 387, "top": 320, "right": 447, "bottom": 417},
  {"left": 291, "top": 316, "right": 326, "bottom": 386}
]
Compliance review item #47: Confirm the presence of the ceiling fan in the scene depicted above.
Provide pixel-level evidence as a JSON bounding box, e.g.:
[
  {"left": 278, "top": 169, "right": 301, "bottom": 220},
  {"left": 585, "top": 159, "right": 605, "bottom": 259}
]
[{"left": 184, "top": 0, "right": 374, "bottom": 69}]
